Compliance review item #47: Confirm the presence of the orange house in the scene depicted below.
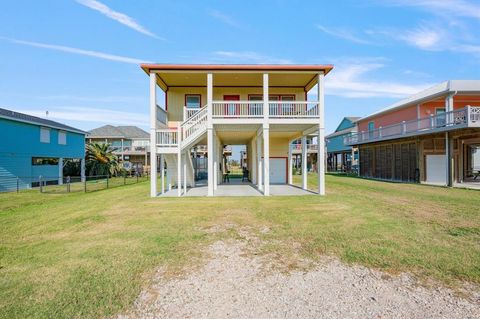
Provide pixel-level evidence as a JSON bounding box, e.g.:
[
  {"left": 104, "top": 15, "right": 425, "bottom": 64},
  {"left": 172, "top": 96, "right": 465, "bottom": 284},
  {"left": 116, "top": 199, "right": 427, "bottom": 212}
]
[{"left": 346, "top": 80, "right": 480, "bottom": 188}]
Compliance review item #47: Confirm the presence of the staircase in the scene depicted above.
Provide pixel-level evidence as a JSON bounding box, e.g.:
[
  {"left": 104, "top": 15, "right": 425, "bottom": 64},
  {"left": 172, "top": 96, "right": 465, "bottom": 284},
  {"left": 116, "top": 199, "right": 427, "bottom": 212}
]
[{"left": 156, "top": 105, "right": 208, "bottom": 190}]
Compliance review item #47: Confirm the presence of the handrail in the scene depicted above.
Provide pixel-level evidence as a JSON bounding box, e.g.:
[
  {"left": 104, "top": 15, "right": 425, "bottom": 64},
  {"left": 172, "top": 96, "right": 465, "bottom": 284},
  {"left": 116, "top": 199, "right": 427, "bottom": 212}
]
[
  {"left": 345, "top": 106, "right": 477, "bottom": 145},
  {"left": 183, "top": 104, "right": 206, "bottom": 122},
  {"left": 212, "top": 101, "right": 263, "bottom": 118},
  {"left": 181, "top": 107, "right": 208, "bottom": 144},
  {"left": 268, "top": 101, "right": 319, "bottom": 118},
  {"left": 156, "top": 128, "right": 179, "bottom": 147}
]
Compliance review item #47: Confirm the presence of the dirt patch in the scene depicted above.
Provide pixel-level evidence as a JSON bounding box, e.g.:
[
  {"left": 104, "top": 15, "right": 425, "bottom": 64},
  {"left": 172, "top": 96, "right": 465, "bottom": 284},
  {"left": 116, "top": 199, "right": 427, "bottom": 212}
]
[{"left": 118, "top": 238, "right": 479, "bottom": 319}]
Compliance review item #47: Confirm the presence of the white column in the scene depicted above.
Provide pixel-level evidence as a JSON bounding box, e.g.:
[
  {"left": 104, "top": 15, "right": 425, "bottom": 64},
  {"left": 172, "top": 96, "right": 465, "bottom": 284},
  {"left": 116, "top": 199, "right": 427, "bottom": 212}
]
[
  {"left": 213, "top": 134, "right": 218, "bottom": 190},
  {"left": 446, "top": 132, "right": 453, "bottom": 187},
  {"left": 207, "top": 73, "right": 214, "bottom": 196},
  {"left": 183, "top": 151, "right": 187, "bottom": 194},
  {"left": 263, "top": 73, "right": 270, "bottom": 196},
  {"left": 58, "top": 157, "right": 63, "bottom": 185},
  {"left": 177, "top": 151, "right": 182, "bottom": 196},
  {"left": 301, "top": 136, "right": 307, "bottom": 189},
  {"left": 149, "top": 72, "right": 158, "bottom": 197},
  {"left": 160, "top": 154, "right": 165, "bottom": 194},
  {"left": 317, "top": 72, "right": 326, "bottom": 195},
  {"left": 256, "top": 133, "right": 263, "bottom": 191},
  {"left": 263, "top": 126, "right": 270, "bottom": 196},
  {"left": 80, "top": 158, "right": 85, "bottom": 182},
  {"left": 288, "top": 141, "right": 293, "bottom": 184},
  {"left": 251, "top": 138, "right": 257, "bottom": 184}
]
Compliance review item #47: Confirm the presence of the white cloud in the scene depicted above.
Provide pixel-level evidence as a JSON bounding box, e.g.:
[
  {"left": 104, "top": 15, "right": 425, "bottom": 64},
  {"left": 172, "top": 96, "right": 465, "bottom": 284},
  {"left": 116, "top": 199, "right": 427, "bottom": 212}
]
[
  {"left": 317, "top": 59, "right": 433, "bottom": 98},
  {"left": 212, "top": 51, "right": 292, "bottom": 64},
  {"left": 316, "top": 24, "right": 371, "bottom": 44},
  {"left": 398, "top": 26, "right": 443, "bottom": 50},
  {"left": 76, "top": 0, "right": 163, "bottom": 39},
  {"left": 207, "top": 9, "right": 241, "bottom": 28},
  {"left": 386, "top": 0, "right": 480, "bottom": 19},
  {"left": 1, "top": 37, "right": 151, "bottom": 64},
  {"left": 18, "top": 106, "right": 149, "bottom": 127}
]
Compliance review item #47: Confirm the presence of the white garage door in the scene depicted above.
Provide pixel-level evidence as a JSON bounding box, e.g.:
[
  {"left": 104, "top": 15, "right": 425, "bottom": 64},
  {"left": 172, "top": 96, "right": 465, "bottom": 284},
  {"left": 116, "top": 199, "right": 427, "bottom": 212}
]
[
  {"left": 269, "top": 158, "right": 287, "bottom": 184},
  {"left": 426, "top": 155, "right": 446, "bottom": 185}
]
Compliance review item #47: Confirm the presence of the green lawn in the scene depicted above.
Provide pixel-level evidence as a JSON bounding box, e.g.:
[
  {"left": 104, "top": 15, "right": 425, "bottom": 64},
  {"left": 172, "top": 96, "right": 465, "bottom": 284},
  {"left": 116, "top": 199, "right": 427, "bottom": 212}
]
[{"left": 1, "top": 175, "right": 479, "bottom": 318}]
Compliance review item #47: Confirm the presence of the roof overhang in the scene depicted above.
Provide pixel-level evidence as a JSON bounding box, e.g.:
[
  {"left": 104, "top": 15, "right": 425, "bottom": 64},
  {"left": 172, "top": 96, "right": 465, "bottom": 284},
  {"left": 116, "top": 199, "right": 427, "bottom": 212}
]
[{"left": 140, "top": 64, "right": 334, "bottom": 92}]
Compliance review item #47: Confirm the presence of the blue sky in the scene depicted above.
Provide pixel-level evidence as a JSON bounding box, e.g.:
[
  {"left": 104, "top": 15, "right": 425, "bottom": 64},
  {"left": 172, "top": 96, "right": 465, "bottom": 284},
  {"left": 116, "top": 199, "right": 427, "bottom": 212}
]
[{"left": 1, "top": 0, "right": 479, "bottom": 135}]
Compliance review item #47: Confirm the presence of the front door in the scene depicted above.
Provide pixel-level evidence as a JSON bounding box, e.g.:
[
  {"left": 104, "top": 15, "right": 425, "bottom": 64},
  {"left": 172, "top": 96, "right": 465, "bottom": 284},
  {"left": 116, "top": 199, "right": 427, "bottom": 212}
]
[{"left": 224, "top": 95, "right": 240, "bottom": 116}]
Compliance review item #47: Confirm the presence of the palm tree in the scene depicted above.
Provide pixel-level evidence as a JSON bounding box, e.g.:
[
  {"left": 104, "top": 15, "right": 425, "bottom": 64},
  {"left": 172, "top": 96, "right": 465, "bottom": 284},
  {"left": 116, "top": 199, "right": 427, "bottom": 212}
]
[{"left": 85, "top": 142, "right": 123, "bottom": 176}]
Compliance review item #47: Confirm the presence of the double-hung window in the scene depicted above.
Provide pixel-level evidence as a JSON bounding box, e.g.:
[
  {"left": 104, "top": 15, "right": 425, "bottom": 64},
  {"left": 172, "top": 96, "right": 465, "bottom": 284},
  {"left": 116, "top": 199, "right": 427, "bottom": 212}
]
[
  {"left": 40, "top": 127, "right": 50, "bottom": 143},
  {"left": 58, "top": 131, "right": 67, "bottom": 145}
]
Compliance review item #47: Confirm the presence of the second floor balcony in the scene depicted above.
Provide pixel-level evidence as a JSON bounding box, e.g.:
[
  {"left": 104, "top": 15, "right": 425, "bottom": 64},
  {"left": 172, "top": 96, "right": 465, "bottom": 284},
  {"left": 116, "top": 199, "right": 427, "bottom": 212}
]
[{"left": 345, "top": 105, "right": 480, "bottom": 145}]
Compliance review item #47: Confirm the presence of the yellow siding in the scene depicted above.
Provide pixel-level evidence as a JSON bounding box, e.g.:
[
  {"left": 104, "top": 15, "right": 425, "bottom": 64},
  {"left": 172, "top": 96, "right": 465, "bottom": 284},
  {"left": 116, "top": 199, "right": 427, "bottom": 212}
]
[
  {"left": 269, "top": 137, "right": 289, "bottom": 157},
  {"left": 166, "top": 87, "right": 306, "bottom": 125}
]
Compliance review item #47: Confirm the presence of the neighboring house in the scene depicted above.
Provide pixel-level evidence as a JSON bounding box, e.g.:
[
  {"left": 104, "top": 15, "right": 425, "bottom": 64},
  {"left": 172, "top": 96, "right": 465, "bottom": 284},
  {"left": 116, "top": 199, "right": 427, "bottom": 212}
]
[
  {"left": 142, "top": 63, "right": 332, "bottom": 197},
  {"left": 326, "top": 117, "right": 359, "bottom": 172},
  {"left": 290, "top": 136, "right": 317, "bottom": 173},
  {"left": 87, "top": 125, "right": 150, "bottom": 172},
  {"left": 345, "top": 80, "right": 480, "bottom": 187},
  {"left": 0, "top": 107, "right": 86, "bottom": 192}
]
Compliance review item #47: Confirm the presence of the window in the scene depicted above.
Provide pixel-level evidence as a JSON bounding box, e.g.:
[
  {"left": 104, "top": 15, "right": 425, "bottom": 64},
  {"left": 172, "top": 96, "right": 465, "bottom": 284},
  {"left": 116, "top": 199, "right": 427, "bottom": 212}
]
[
  {"left": 185, "top": 94, "right": 201, "bottom": 108},
  {"left": 40, "top": 127, "right": 50, "bottom": 143},
  {"left": 32, "top": 157, "right": 59, "bottom": 165},
  {"left": 58, "top": 131, "right": 67, "bottom": 145}
]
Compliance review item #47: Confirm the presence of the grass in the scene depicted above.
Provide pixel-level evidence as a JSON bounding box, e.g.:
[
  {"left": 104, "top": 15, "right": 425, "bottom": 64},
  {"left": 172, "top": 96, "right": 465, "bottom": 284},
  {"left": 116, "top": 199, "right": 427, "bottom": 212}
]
[{"left": 1, "top": 174, "right": 479, "bottom": 318}]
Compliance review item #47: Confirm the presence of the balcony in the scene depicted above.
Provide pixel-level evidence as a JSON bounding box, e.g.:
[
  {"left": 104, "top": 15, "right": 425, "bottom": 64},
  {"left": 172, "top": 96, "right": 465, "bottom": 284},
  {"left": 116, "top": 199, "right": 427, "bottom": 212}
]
[
  {"left": 291, "top": 144, "right": 318, "bottom": 153},
  {"left": 212, "top": 101, "right": 319, "bottom": 119},
  {"left": 345, "top": 106, "right": 480, "bottom": 145}
]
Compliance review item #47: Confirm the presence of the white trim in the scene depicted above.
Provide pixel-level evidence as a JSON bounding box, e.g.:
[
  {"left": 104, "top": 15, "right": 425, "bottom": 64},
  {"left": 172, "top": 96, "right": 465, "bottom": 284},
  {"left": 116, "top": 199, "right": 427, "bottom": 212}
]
[
  {"left": 0, "top": 114, "right": 86, "bottom": 135},
  {"left": 149, "top": 72, "right": 158, "bottom": 197},
  {"left": 317, "top": 72, "right": 325, "bottom": 195}
]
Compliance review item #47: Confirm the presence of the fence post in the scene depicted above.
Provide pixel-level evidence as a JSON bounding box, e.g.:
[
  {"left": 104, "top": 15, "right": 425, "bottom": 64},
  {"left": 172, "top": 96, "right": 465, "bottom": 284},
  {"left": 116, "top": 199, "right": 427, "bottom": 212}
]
[
  {"left": 16, "top": 177, "right": 19, "bottom": 193},
  {"left": 67, "top": 176, "right": 71, "bottom": 193},
  {"left": 106, "top": 175, "right": 109, "bottom": 188},
  {"left": 124, "top": 173, "right": 126, "bottom": 185},
  {"left": 84, "top": 176, "right": 87, "bottom": 193},
  {"left": 136, "top": 173, "right": 139, "bottom": 183},
  {"left": 39, "top": 176, "right": 43, "bottom": 193}
]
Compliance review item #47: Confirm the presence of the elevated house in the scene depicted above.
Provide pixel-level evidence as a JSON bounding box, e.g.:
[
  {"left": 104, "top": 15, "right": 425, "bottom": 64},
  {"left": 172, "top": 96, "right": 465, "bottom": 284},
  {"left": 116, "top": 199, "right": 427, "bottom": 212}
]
[
  {"left": 326, "top": 117, "right": 359, "bottom": 172},
  {"left": 87, "top": 125, "right": 150, "bottom": 172},
  {"left": 345, "top": 80, "right": 480, "bottom": 188},
  {"left": 0, "top": 107, "right": 86, "bottom": 192},
  {"left": 142, "top": 63, "right": 332, "bottom": 197}
]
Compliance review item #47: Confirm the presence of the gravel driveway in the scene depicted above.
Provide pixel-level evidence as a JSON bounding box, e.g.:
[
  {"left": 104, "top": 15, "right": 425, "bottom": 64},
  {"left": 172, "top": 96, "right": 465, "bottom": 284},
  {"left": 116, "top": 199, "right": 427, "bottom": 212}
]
[{"left": 119, "top": 238, "right": 479, "bottom": 319}]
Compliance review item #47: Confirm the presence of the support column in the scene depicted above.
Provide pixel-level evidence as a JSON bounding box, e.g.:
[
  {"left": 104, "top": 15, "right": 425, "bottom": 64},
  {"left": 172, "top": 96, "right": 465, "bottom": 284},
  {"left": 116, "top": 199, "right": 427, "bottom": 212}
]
[
  {"left": 288, "top": 141, "right": 293, "bottom": 184},
  {"left": 183, "top": 151, "right": 187, "bottom": 194},
  {"left": 121, "top": 138, "right": 124, "bottom": 161},
  {"left": 301, "top": 136, "right": 307, "bottom": 189},
  {"left": 263, "top": 73, "right": 270, "bottom": 196},
  {"left": 256, "top": 133, "right": 263, "bottom": 191},
  {"left": 149, "top": 72, "right": 157, "bottom": 197},
  {"left": 317, "top": 72, "right": 326, "bottom": 195},
  {"left": 80, "top": 158, "right": 85, "bottom": 182},
  {"left": 177, "top": 151, "right": 182, "bottom": 196},
  {"left": 251, "top": 138, "right": 257, "bottom": 184},
  {"left": 58, "top": 157, "right": 63, "bottom": 185},
  {"left": 213, "top": 134, "right": 218, "bottom": 190},
  {"left": 446, "top": 132, "right": 454, "bottom": 187},
  {"left": 263, "top": 126, "right": 270, "bottom": 196},
  {"left": 207, "top": 73, "right": 214, "bottom": 196},
  {"left": 160, "top": 154, "right": 165, "bottom": 194}
]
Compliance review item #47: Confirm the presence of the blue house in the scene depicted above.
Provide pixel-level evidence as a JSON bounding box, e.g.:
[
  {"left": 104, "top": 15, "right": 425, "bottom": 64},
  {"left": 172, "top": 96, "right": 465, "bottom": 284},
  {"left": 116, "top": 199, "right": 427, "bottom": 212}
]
[
  {"left": 326, "top": 117, "right": 359, "bottom": 172},
  {"left": 0, "top": 107, "right": 86, "bottom": 192}
]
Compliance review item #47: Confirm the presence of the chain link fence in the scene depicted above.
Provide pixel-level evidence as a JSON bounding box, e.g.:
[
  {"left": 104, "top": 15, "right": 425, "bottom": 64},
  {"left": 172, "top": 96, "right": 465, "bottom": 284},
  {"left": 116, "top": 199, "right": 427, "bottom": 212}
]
[{"left": 0, "top": 173, "right": 148, "bottom": 194}]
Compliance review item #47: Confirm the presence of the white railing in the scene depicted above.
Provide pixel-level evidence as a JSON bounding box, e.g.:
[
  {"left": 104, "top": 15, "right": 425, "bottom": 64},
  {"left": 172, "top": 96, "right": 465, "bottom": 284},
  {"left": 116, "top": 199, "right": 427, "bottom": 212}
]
[
  {"left": 156, "top": 104, "right": 167, "bottom": 125},
  {"left": 156, "top": 128, "right": 179, "bottom": 147},
  {"left": 291, "top": 144, "right": 318, "bottom": 152},
  {"left": 345, "top": 106, "right": 478, "bottom": 145},
  {"left": 212, "top": 101, "right": 263, "bottom": 118},
  {"left": 183, "top": 106, "right": 202, "bottom": 121},
  {"left": 269, "top": 101, "right": 319, "bottom": 118},
  {"left": 181, "top": 106, "right": 208, "bottom": 145}
]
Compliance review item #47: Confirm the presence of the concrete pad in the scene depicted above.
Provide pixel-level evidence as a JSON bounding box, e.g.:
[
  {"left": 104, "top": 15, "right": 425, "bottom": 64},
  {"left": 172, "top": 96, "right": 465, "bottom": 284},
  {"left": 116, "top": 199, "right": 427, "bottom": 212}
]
[{"left": 159, "top": 183, "right": 315, "bottom": 197}]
